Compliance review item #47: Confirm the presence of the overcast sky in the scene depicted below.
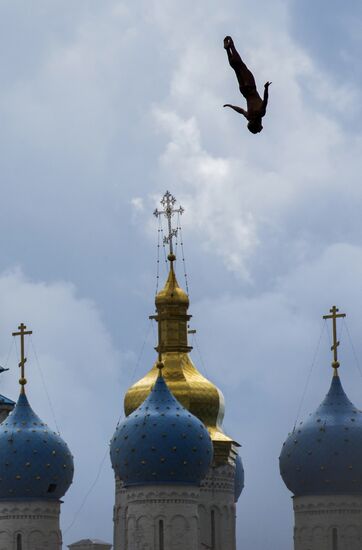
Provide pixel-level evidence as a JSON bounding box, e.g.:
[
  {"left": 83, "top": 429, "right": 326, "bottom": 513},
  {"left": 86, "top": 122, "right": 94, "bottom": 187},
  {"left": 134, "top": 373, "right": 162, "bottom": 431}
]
[{"left": 0, "top": 1, "right": 362, "bottom": 548}]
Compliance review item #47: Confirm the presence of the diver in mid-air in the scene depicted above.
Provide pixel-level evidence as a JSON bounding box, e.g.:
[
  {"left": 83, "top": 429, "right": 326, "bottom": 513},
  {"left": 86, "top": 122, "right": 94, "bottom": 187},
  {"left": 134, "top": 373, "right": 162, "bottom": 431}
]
[{"left": 223, "top": 36, "right": 271, "bottom": 134}]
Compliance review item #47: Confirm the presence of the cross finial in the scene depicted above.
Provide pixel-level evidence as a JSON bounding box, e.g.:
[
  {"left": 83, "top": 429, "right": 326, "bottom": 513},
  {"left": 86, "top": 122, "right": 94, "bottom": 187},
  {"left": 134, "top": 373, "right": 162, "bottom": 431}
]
[
  {"left": 322, "top": 306, "right": 346, "bottom": 375},
  {"left": 154, "top": 191, "right": 184, "bottom": 261},
  {"left": 12, "top": 323, "right": 33, "bottom": 393}
]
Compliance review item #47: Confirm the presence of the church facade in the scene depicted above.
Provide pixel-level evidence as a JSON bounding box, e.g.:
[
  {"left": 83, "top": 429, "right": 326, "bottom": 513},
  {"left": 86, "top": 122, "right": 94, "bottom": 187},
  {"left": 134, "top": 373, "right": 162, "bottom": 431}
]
[
  {"left": 109, "top": 192, "right": 243, "bottom": 549},
  {"left": 110, "top": 251, "right": 243, "bottom": 549},
  {"left": 0, "top": 195, "right": 362, "bottom": 549}
]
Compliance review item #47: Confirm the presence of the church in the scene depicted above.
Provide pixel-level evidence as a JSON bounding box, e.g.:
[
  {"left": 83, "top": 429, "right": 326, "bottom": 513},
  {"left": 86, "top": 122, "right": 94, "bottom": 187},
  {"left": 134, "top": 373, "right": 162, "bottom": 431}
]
[{"left": 0, "top": 193, "right": 361, "bottom": 549}]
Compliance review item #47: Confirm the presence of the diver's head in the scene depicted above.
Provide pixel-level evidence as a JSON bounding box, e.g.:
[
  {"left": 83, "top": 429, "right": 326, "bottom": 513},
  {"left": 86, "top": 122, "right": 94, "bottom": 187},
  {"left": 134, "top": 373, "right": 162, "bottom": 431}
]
[{"left": 247, "top": 119, "right": 263, "bottom": 134}]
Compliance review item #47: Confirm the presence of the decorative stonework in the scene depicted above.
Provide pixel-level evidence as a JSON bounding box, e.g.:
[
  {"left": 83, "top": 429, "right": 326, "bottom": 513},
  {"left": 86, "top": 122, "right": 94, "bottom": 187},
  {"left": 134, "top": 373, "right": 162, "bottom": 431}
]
[
  {"left": 293, "top": 494, "right": 362, "bottom": 550},
  {"left": 114, "top": 462, "right": 238, "bottom": 550},
  {"left": 0, "top": 500, "right": 62, "bottom": 550},
  {"left": 114, "top": 463, "right": 238, "bottom": 550},
  {"left": 198, "top": 464, "right": 237, "bottom": 550},
  {"left": 200, "top": 463, "right": 235, "bottom": 494},
  {"left": 114, "top": 481, "right": 199, "bottom": 550}
]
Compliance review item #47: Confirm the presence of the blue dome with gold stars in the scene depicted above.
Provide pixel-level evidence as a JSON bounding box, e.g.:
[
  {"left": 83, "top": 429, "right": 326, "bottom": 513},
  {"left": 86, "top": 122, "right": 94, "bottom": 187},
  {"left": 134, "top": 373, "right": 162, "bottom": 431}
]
[
  {"left": 0, "top": 392, "right": 74, "bottom": 500},
  {"left": 280, "top": 374, "right": 362, "bottom": 496},
  {"left": 110, "top": 372, "right": 213, "bottom": 486}
]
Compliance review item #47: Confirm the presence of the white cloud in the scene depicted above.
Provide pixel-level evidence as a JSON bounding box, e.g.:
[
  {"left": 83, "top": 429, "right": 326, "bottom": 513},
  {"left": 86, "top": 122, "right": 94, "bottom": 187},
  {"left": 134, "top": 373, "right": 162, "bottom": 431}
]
[
  {"left": 131, "top": 196, "right": 144, "bottom": 212},
  {"left": 152, "top": 108, "right": 259, "bottom": 278}
]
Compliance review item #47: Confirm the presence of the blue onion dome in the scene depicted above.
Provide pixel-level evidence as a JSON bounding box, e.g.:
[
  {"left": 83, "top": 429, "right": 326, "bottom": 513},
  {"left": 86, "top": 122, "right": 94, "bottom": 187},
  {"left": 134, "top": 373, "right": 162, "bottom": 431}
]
[
  {"left": 280, "top": 374, "right": 362, "bottom": 496},
  {"left": 110, "top": 371, "right": 213, "bottom": 486},
  {"left": 234, "top": 454, "right": 244, "bottom": 502},
  {"left": 0, "top": 392, "right": 74, "bottom": 500}
]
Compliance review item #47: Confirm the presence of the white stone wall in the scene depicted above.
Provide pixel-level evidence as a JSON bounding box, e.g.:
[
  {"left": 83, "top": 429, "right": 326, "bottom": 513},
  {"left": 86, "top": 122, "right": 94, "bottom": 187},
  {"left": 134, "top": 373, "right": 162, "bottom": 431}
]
[
  {"left": 114, "top": 477, "right": 127, "bottom": 550},
  {"left": 0, "top": 500, "right": 61, "bottom": 550},
  {"left": 198, "top": 463, "right": 236, "bottom": 550},
  {"left": 113, "top": 482, "right": 199, "bottom": 550},
  {"left": 293, "top": 494, "right": 362, "bottom": 550},
  {"left": 114, "top": 464, "right": 238, "bottom": 550}
]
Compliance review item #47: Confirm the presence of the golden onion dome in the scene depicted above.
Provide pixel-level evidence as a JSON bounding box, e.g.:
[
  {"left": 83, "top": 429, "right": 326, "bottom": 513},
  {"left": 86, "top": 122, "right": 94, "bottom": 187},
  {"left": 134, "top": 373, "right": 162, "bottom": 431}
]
[
  {"left": 155, "top": 257, "right": 189, "bottom": 308},
  {"left": 124, "top": 258, "right": 239, "bottom": 465}
]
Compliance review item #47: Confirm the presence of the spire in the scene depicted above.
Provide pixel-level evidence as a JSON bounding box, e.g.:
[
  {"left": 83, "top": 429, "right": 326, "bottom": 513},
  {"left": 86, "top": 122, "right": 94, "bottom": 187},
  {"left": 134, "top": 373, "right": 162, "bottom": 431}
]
[
  {"left": 153, "top": 190, "right": 184, "bottom": 262},
  {"left": 12, "top": 323, "right": 32, "bottom": 394},
  {"left": 323, "top": 305, "right": 346, "bottom": 376},
  {"left": 152, "top": 192, "right": 191, "bottom": 355},
  {"left": 156, "top": 353, "right": 164, "bottom": 378}
]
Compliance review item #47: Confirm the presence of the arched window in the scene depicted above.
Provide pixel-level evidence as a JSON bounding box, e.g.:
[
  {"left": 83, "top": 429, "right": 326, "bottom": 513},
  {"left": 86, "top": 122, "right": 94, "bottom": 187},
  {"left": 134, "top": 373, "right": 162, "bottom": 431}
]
[
  {"left": 211, "top": 510, "right": 215, "bottom": 550},
  {"left": 159, "top": 519, "right": 164, "bottom": 550},
  {"left": 332, "top": 527, "right": 338, "bottom": 550},
  {"left": 16, "top": 534, "right": 22, "bottom": 550}
]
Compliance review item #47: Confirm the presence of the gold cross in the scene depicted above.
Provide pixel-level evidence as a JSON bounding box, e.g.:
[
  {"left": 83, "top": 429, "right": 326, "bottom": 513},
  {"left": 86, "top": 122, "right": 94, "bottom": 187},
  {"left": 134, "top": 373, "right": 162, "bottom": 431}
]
[
  {"left": 12, "top": 323, "right": 33, "bottom": 393},
  {"left": 323, "top": 306, "right": 346, "bottom": 374},
  {"left": 154, "top": 191, "right": 184, "bottom": 260}
]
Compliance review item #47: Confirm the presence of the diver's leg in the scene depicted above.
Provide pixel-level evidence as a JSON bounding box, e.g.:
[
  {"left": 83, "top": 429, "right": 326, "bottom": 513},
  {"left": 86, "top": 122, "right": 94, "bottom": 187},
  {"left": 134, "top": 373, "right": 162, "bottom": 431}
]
[{"left": 224, "top": 37, "right": 256, "bottom": 92}]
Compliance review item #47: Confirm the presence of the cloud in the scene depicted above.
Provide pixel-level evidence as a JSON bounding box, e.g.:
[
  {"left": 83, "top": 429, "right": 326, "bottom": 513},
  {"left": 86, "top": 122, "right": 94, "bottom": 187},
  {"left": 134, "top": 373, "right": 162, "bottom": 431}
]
[
  {"left": 131, "top": 197, "right": 144, "bottom": 212},
  {"left": 152, "top": 108, "right": 258, "bottom": 278}
]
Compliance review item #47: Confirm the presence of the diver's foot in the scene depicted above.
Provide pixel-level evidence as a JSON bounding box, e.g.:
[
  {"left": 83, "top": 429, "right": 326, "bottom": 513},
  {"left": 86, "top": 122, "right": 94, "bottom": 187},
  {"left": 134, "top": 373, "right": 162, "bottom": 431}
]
[{"left": 224, "top": 36, "right": 233, "bottom": 49}]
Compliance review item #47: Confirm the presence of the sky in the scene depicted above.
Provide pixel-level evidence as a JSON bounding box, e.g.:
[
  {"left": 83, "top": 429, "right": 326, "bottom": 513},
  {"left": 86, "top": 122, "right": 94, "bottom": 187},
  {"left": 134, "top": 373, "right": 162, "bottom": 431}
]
[{"left": 0, "top": 1, "right": 361, "bottom": 548}]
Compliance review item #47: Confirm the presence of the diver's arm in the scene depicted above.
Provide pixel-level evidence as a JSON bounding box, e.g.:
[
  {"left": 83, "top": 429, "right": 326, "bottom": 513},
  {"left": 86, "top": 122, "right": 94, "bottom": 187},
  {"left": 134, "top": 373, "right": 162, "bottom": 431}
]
[
  {"left": 261, "top": 82, "right": 271, "bottom": 116},
  {"left": 223, "top": 104, "right": 248, "bottom": 118}
]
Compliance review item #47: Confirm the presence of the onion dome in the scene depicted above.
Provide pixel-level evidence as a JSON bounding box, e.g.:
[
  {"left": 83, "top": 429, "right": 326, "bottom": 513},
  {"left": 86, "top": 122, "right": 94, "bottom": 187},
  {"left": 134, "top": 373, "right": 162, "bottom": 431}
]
[
  {"left": 0, "top": 322, "right": 74, "bottom": 501},
  {"left": 234, "top": 454, "right": 244, "bottom": 502},
  {"left": 280, "top": 306, "right": 362, "bottom": 496},
  {"left": 125, "top": 257, "right": 239, "bottom": 466},
  {"left": 0, "top": 392, "right": 74, "bottom": 500},
  {"left": 155, "top": 260, "right": 189, "bottom": 308},
  {"left": 280, "top": 373, "right": 362, "bottom": 496},
  {"left": 110, "top": 368, "right": 213, "bottom": 486}
]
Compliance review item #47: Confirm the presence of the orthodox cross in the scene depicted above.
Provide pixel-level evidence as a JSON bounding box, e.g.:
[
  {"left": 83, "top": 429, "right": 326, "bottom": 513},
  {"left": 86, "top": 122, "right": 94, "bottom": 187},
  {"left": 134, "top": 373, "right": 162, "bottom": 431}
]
[
  {"left": 323, "top": 306, "right": 346, "bottom": 374},
  {"left": 154, "top": 191, "right": 184, "bottom": 259},
  {"left": 12, "top": 323, "right": 33, "bottom": 392}
]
